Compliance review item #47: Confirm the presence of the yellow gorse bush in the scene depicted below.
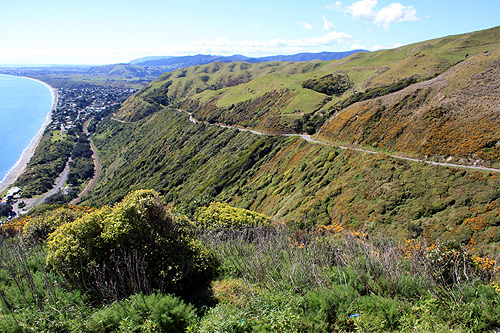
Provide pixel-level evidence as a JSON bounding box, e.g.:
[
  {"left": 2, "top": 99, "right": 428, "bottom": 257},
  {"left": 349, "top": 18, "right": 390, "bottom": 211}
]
[
  {"left": 45, "top": 190, "right": 218, "bottom": 297},
  {"left": 195, "top": 202, "right": 271, "bottom": 230}
]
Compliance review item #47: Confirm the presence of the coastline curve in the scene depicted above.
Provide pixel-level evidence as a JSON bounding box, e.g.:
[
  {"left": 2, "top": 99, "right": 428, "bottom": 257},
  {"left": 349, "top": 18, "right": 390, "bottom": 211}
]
[{"left": 0, "top": 76, "right": 57, "bottom": 194}]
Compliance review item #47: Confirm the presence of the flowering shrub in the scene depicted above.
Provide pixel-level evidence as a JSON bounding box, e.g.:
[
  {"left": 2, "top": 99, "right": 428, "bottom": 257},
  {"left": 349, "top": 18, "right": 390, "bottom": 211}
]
[
  {"left": 425, "top": 239, "right": 475, "bottom": 287},
  {"left": 23, "top": 205, "right": 94, "bottom": 242},
  {"left": 46, "top": 190, "right": 218, "bottom": 299},
  {"left": 195, "top": 202, "right": 271, "bottom": 230}
]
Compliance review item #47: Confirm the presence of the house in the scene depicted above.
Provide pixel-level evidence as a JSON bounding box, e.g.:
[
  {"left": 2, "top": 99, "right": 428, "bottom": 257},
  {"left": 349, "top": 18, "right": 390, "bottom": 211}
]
[{"left": 6, "top": 187, "right": 21, "bottom": 198}]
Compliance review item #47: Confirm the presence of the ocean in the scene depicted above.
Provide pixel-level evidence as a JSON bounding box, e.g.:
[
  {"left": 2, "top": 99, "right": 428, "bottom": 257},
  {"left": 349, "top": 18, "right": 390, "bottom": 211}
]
[{"left": 0, "top": 74, "right": 54, "bottom": 187}]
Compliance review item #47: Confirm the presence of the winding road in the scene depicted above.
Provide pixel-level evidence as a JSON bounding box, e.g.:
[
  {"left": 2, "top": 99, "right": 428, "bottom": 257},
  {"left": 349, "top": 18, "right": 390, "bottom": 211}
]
[
  {"left": 13, "top": 117, "right": 101, "bottom": 214},
  {"left": 177, "top": 109, "right": 500, "bottom": 173},
  {"left": 70, "top": 117, "right": 101, "bottom": 205},
  {"left": 13, "top": 157, "right": 71, "bottom": 215}
]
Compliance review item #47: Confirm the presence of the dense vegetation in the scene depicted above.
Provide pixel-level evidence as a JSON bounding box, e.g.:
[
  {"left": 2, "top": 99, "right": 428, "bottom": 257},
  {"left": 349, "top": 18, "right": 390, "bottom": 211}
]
[
  {"left": 317, "top": 49, "right": 500, "bottom": 167},
  {"left": 302, "top": 73, "right": 353, "bottom": 96},
  {"left": 82, "top": 108, "right": 500, "bottom": 255},
  {"left": 67, "top": 133, "right": 94, "bottom": 187},
  {"left": 13, "top": 127, "right": 96, "bottom": 200},
  {"left": 3, "top": 25, "right": 500, "bottom": 331},
  {"left": 14, "top": 129, "right": 76, "bottom": 197},
  {"left": 330, "top": 75, "right": 420, "bottom": 112},
  {"left": 0, "top": 191, "right": 499, "bottom": 332}
]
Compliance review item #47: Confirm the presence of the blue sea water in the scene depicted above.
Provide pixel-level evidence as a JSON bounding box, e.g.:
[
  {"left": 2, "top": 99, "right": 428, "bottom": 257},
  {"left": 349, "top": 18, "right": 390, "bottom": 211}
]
[{"left": 0, "top": 74, "right": 54, "bottom": 186}]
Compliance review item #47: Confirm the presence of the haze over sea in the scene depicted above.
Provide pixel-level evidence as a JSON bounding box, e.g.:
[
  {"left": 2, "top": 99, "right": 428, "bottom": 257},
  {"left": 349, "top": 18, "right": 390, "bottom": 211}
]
[{"left": 0, "top": 74, "right": 53, "bottom": 187}]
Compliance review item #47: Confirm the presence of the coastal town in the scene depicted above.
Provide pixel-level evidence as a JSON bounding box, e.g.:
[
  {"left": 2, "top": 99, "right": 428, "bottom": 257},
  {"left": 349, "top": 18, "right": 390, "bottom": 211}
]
[
  {"left": 49, "top": 84, "right": 137, "bottom": 133},
  {"left": 0, "top": 82, "right": 137, "bottom": 221}
]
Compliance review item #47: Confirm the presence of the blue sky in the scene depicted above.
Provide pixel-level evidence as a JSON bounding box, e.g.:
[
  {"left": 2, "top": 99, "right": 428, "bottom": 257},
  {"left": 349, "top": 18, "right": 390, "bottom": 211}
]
[{"left": 1, "top": 0, "right": 498, "bottom": 65}]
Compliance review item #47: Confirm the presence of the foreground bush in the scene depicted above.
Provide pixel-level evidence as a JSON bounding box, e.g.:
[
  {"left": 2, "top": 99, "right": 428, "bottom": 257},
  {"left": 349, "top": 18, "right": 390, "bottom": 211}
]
[
  {"left": 86, "top": 293, "right": 196, "bottom": 333},
  {"left": 22, "top": 205, "right": 93, "bottom": 243},
  {"left": 199, "top": 285, "right": 307, "bottom": 333},
  {"left": 0, "top": 240, "right": 91, "bottom": 333},
  {"left": 46, "top": 189, "right": 218, "bottom": 300},
  {"left": 200, "top": 226, "right": 500, "bottom": 332}
]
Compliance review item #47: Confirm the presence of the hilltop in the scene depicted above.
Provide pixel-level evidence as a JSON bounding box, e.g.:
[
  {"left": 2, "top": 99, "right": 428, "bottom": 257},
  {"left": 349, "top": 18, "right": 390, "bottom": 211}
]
[
  {"left": 86, "top": 50, "right": 367, "bottom": 78},
  {"left": 1, "top": 26, "right": 500, "bottom": 333},
  {"left": 77, "top": 26, "right": 500, "bottom": 252}
]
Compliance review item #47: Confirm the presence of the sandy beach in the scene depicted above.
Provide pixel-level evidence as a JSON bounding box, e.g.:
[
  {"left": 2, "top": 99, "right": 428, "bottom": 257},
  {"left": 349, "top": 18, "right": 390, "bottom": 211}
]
[{"left": 0, "top": 78, "right": 57, "bottom": 194}]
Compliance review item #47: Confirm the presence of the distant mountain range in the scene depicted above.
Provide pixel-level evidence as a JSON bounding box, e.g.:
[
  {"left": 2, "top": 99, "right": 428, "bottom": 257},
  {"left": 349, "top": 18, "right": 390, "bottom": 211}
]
[
  {"left": 128, "top": 50, "right": 368, "bottom": 69},
  {"left": 88, "top": 50, "right": 368, "bottom": 78}
]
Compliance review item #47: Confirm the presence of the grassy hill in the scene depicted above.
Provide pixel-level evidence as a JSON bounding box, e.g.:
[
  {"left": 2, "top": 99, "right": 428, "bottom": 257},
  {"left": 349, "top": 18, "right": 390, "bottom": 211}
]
[
  {"left": 82, "top": 26, "right": 500, "bottom": 251},
  {"left": 2, "top": 26, "right": 500, "bottom": 332},
  {"left": 115, "top": 26, "right": 500, "bottom": 161}
]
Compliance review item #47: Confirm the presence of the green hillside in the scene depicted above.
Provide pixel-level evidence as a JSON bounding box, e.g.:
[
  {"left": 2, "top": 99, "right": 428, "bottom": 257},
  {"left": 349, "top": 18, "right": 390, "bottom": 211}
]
[
  {"left": 2, "top": 25, "right": 500, "bottom": 333},
  {"left": 116, "top": 26, "right": 500, "bottom": 143},
  {"left": 79, "top": 26, "right": 500, "bottom": 252},
  {"left": 82, "top": 108, "right": 500, "bottom": 254}
]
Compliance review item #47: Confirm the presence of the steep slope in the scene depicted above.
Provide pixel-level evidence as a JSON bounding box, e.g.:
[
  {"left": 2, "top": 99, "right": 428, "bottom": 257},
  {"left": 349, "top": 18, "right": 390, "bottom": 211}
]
[
  {"left": 85, "top": 26, "right": 500, "bottom": 253},
  {"left": 86, "top": 108, "right": 500, "bottom": 254},
  {"left": 316, "top": 49, "right": 500, "bottom": 167}
]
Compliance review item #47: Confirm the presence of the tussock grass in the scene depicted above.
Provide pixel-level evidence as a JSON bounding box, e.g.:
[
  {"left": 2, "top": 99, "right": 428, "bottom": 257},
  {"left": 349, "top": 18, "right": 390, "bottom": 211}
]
[{"left": 199, "top": 223, "right": 500, "bottom": 332}]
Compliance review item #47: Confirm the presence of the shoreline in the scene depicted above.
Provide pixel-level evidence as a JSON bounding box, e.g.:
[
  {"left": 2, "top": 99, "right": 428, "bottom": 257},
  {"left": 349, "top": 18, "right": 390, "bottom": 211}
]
[{"left": 0, "top": 77, "right": 58, "bottom": 194}]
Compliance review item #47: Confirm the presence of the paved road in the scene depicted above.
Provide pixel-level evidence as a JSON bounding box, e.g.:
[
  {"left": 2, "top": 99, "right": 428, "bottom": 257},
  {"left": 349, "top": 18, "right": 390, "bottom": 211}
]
[
  {"left": 177, "top": 109, "right": 500, "bottom": 173},
  {"left": 71, "top": 117, "right": 101, "bottom": 205},
  {"left": 15, "top": 118, "right": 101, "bottom": 214},
  {"left": 13, "top": 159, "right": 71, "bottom": 215},
  {"left": 111, "top": 117, "right": 133, "bottom": 124}
]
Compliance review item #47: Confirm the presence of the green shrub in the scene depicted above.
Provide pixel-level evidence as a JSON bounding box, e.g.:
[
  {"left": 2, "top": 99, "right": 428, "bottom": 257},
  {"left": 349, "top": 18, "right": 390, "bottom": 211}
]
[
  {"left": 195, "top": 202, "right": 271, "bottom": 230},
  {"left": 197, "top": 303, "right": 253, "bottom": 333},
  {"left": 302, "top": 73, "right": 353, "bottom": 96},
  {"left": 0, "top": 241, "right": 90, "bottom": 333},
  {"left": 86, "top": 293, "right": 197, "bottom": 333},
  {"left": 425, "top": 239, "right": 476, "bottom": 287},
  {"left": 46, "top": 190, "right": 218, "bottom": 300},
  {"left": 198, "top": 289, "right": 307, "bottom": 333},
  {"left": 22, "top": 206, "right": 92, "bottom": 242},
  {"left": 352, "top": 294, "right": 407, "bottom": 332}
]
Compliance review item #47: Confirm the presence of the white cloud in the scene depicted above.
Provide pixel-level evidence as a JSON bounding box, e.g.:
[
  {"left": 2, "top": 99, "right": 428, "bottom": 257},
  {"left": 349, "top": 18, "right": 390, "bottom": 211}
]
[
  {"left": 347, "top": 0, "right": 378, "bottom": 20},
  {"left": 289, "top": 31, "right": 352, "bottom": 46},
  {"left": 325, "top": 1, "right": 344, "bottom": 12},
  {"left": 298, "top": 21, "right": 313, "bottom": 29},
  {"left": 328, "top": 0, "right": 419, "bottom": 29},
  {"left": 162, "top": 32, "right": 353, "bottom": 57},
  {"left": 322, "top": 15, "right": 335, "bottom": 30},
  {"left": 350, "top": 43, "right": 368, "bottom": 50},
  {"left": 0, "top": 32, "right": 354, "bottom": 64},
  {"left": 357, "top": 42, "right": 404, "bottom": 51},
  {"left": 374, "top": 3, "right": 418, "bottom": 29}
]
